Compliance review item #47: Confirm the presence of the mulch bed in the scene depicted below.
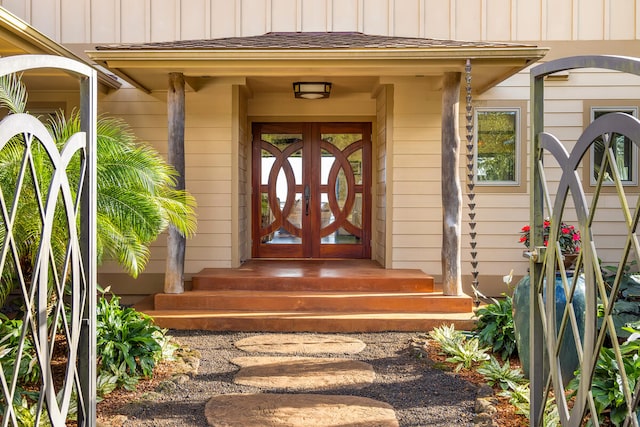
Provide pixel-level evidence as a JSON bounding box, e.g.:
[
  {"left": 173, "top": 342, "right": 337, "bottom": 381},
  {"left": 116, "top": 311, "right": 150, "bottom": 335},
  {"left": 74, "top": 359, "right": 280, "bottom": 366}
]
[{"left": 419, "top": 340, "right": 528, "bottom": 427}]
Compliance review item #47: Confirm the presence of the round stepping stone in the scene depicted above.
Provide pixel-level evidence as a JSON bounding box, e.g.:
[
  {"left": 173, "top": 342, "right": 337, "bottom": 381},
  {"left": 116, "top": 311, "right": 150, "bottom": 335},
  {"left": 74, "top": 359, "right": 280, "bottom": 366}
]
[
  {"left": 205, "top": 393, "right": 399, "bottom": 427},
  {"left": 235, "top": 334, "right": 366, "bottom": 354},
  {"left": 232, "top": 356, "right": 375, "bottom": 390}
]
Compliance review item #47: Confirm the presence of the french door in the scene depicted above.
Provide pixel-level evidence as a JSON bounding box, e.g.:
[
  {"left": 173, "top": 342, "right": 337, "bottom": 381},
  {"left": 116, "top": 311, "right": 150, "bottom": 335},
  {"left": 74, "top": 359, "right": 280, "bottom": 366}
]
[{"left": 252, "top": 122, "right": 371, "bottom": 258}]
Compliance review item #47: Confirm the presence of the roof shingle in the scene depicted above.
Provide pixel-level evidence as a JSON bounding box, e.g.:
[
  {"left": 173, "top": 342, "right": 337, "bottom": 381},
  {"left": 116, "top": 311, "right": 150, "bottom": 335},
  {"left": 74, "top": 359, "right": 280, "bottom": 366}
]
[{"left": 95, "top": 32, "right": 533, "bottom": 50}]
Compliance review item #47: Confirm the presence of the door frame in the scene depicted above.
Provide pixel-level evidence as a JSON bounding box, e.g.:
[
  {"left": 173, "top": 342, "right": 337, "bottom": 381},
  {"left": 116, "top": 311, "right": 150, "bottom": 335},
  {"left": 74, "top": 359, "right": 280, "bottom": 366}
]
[{"left": 251, "top": 122, "right": 372, "bottom": 259}]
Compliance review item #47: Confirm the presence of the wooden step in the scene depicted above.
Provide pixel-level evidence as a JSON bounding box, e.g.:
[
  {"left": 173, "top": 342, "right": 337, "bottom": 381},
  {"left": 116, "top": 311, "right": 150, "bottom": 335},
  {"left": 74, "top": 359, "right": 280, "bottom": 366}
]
[
  {"left": 192, "top": 264, "right": 434, "bottom": 292},
  {"left": 135, "top": 260, "right": 475, "bottom": 333},
  {"left": 153, "top": 290, "right": 470, "bottom": 313},
  {"left": 138, "top": 306, "right": 477, "bottom": 333}
]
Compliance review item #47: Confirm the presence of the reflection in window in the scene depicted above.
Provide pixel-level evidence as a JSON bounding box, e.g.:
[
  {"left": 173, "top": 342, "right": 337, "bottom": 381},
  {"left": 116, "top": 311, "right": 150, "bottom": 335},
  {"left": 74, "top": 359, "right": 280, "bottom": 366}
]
[
  {"left": 590, "top": 108, "right": 638, "bottom": 185},
  {"left": 474, "top": 108, "right": 519, "bottom": 185}
]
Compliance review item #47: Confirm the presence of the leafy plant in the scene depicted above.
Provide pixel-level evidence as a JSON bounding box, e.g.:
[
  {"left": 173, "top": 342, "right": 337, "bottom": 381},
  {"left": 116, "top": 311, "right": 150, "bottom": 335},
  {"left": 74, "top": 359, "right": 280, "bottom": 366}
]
[
  {"left": 96, "top": 289, "right": 176, "bottom": 395},
  {"left": 500, "top": 383, "right": 560, "bottom": 426},
  {"left": 477, "top": 356, "right": 525, "bottom": 390},
  {"left": 429, "top": 323, "right": 465, "bottom": 346},
  {"left": 600, "top": 262, "right": 640, "bottom": 339},
  {"left": 474, "top": 295, "right": 517, "bottom": 360},
  {"left": 0, "top": 313, "right": 39, "bottom": 384},
  {"left": 429, "top": 323, "right": 489, "bottom": 371},
  {"left": 569, "top": 327, "right": 640, "bottom": 426},
  {"left": 443, "top": 337, "right": 490, "bottom": 371}
]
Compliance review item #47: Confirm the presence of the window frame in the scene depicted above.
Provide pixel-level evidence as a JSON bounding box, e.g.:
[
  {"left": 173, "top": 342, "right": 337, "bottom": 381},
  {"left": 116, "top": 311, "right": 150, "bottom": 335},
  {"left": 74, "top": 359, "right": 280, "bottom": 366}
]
[
  {"left": 582, "top": 101, "right": 640, "bottom": 193},
  {"left": 472, "top": 102, "right": 526, "bottom": 193}
]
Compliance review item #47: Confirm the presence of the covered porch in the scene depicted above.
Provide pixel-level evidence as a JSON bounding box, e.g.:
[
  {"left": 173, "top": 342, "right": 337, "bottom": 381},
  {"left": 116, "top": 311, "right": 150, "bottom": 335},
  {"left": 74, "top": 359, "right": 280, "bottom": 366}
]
[{"left": 89, "top": 33, "right": 547, "bottom": 328}]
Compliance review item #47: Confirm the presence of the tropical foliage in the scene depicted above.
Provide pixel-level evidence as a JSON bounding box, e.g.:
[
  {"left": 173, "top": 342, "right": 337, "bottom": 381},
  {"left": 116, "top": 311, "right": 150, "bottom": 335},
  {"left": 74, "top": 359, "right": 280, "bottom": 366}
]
[
  {"left": 96, "top": 288, "right": 177, "bottom": 398},
  {"left": 569, "top": 326, "right": 640, "bottom": 426},
  {"left": 429, "top": 324, "right": 490, "bottom": 372},
  {"left": 0, "top": 73, "right": 196, "bottom": 306},
  {"left": 474, "top": 295, "right": 517, "bottom": 360}
]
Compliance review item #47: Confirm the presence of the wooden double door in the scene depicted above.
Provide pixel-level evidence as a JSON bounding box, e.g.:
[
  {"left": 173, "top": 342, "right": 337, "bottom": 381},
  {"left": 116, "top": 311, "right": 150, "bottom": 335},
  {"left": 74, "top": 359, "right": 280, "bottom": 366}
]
[{"left": 252, "top": 122, "right": 371, "bottom": 258}]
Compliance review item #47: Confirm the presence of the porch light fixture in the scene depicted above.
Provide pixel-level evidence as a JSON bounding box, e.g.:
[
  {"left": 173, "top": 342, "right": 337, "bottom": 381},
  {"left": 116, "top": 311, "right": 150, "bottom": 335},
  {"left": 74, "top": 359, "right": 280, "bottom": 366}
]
[{"left": 293, "top": 82, "right": 332, "bottom": 99}]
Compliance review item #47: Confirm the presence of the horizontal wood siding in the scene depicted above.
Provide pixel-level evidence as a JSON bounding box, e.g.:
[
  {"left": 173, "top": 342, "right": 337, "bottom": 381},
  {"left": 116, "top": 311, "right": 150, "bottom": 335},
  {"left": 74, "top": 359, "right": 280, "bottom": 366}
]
[
  {"left": 475, "top": 67, "right": 640, "bottom": 295},
  {"left": 3, "top": 0, "right": 639, "bottom": 44},
  {"left": 98, "top": 84, "right": 236, "bottom": 281},
  {"left": 389, "top": 78, "right": 443, "bottom": 271}
]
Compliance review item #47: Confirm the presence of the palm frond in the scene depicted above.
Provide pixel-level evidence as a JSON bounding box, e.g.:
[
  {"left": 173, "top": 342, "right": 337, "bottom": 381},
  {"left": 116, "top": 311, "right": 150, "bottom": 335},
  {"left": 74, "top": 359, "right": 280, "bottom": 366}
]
[{"left": 0, "top": 73, "right": 27, "bottom": 114}]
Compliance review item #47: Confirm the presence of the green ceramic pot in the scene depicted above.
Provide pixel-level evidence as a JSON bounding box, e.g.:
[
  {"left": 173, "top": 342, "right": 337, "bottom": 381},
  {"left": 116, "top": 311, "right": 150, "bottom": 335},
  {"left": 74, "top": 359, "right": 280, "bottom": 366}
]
[{"left": 512, "top": 272, "right": 586, "bottom": 386}]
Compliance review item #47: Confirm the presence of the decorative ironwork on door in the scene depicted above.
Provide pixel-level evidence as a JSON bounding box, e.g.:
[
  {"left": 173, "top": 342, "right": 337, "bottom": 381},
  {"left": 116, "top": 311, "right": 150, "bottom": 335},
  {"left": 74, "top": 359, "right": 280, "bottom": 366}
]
[
  {"left": 0, "top": 56, "right": 97, "bottom": 426},
  {"left": 530, "top": 56, "right": 640, "bottom": 426},
  {"left": 252, "top": 123, "right": 371, "bottom": 259}
]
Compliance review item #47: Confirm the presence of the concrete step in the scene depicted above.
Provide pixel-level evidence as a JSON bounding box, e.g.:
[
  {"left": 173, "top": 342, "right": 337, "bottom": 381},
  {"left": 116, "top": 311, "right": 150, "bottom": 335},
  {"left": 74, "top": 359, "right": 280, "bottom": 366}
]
[
  {"left": 191, "top": 260, "right": 434, "bottom": 293},
  {"left": 153, "top": 290, "right": 471, "bottom": 313},
  {"left": 138, "top": 307, "right": 477, "bottom": 333}
]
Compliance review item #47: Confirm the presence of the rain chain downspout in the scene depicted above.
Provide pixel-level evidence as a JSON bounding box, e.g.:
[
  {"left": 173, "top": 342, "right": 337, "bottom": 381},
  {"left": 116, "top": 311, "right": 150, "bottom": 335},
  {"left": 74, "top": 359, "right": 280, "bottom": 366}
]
[{"left": 465, "top": 59, "right": 480, "bottom": 305}]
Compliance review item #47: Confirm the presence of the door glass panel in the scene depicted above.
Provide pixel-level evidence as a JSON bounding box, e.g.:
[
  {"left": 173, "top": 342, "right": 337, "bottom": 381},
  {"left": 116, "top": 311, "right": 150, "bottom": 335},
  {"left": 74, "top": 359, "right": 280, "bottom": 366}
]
[
  {"left": 348, "top": 151, "right": 362, "bottom": 185},
  {"left": 272, "top": 191, "right": 302, "bottom": 244},
  {"left": 260, "top": 134, "right": 303, "bottom": 245},
  {"left": 322, "top": 133, "right": 362, "bottom": 149},
  {"left": 319, "top": 133, "right": 363, "bottom": 245},
  {"left": 350, "top": 193, "right": 363, "bottom": 228},
  {"left": 336, "top": 168, "right": 348, "bottom": 210}
]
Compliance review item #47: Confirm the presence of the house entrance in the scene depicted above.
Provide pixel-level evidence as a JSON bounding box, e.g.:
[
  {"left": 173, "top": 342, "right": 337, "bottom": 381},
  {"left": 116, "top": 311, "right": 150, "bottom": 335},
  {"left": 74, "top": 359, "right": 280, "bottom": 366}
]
[{"left": 252, "top": 122, "right": 371, "bottom": 258}]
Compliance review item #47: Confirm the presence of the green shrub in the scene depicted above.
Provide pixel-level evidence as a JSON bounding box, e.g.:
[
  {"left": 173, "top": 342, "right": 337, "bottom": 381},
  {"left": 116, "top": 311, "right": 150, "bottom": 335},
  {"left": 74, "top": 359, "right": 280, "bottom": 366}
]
[
  {"left": 600, "top": 263, "right": 640, "bottom": 340},
  {"left": 474, "top": 295, "right": 517, "bottom": 360},
  {"left": 500, "top": 383, "right": 560, "bottom": 426},
  {"left": 477, "top": 355, "right": 525, "bottom": 390},
  {"left": 429, "top": 323, "right": 465, "bottom": 346},
  {"left": 570, "top": 327, "right": 640, "bottom": 426},
  {"left": 444, "top": 337, "right": 490, "bottom": 371},
  {"left": 429, "top": 324, "right": 489, "bottom": 371},
  {"left": 96, "top": 290, "right": 176, "bottom": 396},
  {"left": 0, "top": 313, "right": 39, "bottom": 384}
]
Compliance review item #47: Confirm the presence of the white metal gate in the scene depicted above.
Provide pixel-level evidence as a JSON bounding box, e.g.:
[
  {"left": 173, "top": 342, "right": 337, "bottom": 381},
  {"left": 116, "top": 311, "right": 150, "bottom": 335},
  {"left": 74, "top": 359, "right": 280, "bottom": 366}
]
[
  {"left": 0, "top": 55, "right": 97, "bottom": 426},
  {"left": 530, "top": 56, "right": 640, "bottom": 426}
]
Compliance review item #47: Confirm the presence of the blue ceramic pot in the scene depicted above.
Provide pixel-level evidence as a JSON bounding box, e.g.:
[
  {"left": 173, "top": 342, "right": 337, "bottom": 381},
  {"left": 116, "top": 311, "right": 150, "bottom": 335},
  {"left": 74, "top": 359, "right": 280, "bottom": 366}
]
[{"left": 512, "top": 272, "right": 586, "bottom": 386}]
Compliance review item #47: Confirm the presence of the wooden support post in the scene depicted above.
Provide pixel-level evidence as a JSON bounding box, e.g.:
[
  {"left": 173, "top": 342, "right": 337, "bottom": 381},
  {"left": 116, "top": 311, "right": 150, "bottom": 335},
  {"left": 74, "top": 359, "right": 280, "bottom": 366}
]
[
  {"left": 164, "top": 72, "right": 186, "bottom": 294},
  {"left": 441, "top": 72, "right": 463, "bottom": 296}
]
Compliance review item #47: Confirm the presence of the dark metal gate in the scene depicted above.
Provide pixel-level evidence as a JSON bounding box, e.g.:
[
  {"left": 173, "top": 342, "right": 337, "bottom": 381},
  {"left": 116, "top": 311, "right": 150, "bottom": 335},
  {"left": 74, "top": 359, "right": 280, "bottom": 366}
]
[
  {"left": 530, "top": 56, "right": 640, "bottom": 426},
  {"left": 0, "top": 55, "right": 97, "bottom": 426}
]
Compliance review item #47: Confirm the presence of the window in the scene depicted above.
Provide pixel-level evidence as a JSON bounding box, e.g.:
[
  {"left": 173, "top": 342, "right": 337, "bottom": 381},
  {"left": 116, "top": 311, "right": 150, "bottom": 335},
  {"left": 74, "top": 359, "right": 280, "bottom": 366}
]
[
  {"left": 589, "top": 107, "right": 638, "bottom": 186},
  {"left": 474, "top": 108, "right": 520, "bottom": 186}
]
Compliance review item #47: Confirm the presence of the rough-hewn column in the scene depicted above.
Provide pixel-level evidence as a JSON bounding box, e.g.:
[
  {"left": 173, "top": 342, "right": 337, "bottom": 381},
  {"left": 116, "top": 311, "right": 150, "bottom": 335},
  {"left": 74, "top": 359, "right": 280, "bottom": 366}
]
[
  {"left": 441, "top": 72, "right": 463, "bottom": 296},
  {"left": 164, "top": 72, "right": 186, "bottom": 294}
]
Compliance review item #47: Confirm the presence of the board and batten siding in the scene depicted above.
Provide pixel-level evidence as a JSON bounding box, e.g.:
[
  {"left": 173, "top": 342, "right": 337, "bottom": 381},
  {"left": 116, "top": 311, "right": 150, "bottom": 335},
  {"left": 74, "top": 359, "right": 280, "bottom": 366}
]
[{"left": 2, "top": 0, "right": 639, "bottom": 44}]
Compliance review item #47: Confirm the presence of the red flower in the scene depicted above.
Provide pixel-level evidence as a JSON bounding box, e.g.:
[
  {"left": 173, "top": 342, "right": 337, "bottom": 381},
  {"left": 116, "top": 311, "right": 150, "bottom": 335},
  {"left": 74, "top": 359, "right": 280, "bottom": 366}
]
[{"left": 519, "top": 219, "right": 581, "bottom": 254}]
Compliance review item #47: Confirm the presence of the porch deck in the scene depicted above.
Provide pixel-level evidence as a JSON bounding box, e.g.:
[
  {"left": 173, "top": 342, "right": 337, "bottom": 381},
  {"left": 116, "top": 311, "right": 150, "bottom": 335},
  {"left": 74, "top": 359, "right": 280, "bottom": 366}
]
[{"left": 136, "top": 260, "right": 477, "bottom": 332}]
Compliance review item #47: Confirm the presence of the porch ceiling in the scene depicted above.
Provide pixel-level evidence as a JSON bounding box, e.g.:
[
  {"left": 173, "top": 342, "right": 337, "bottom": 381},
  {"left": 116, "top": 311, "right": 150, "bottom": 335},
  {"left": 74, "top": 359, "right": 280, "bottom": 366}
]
[{"left": 87, "top": 32, "right": 547, "bottom": 95}]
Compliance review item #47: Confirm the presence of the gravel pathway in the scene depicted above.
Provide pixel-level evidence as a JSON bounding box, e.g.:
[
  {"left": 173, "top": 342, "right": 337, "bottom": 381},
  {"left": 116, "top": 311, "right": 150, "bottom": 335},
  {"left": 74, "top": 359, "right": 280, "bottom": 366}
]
[{"left": 116, "top": 331, "right": 478, "bottom": 427}]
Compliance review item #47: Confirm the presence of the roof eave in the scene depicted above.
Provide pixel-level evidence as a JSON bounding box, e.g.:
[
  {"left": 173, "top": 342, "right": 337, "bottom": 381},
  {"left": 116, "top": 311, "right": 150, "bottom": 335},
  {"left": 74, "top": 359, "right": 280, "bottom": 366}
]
[
  {"left": 88, "top": 46, "right": 548, "bottom": 62},
  {"left": 87, "top": 46, "right": 548, "bottom": 93}
]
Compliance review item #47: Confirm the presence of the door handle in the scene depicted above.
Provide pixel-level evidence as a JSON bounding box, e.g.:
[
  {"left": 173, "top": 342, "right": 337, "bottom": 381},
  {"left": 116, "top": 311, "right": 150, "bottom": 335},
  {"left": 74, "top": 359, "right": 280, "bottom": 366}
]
[{"left": 304, "top": 184, "right": 310, "bottom": 216}]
